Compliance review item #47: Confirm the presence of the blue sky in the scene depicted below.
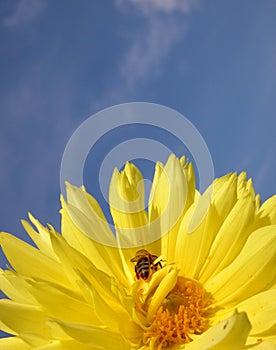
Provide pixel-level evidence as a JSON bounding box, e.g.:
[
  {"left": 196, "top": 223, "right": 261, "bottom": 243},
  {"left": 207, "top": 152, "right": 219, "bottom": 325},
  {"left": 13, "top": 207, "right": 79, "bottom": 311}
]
[{"left": 0, "top": 0, "right": 275, "bottom": 268}]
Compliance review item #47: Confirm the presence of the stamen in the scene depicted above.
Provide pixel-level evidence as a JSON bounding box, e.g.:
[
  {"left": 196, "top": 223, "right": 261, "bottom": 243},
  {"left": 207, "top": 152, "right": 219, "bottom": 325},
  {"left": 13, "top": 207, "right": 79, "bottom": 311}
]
[{"left": 143, "top": 277, "right": 212, "bottom": 349}]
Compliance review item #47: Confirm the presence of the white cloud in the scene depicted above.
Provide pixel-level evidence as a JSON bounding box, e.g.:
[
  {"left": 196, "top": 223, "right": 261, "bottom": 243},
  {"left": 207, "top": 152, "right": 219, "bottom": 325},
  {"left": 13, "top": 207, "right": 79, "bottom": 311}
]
[
  {"left": 3, "top": 0, "right": 45, "bottom": 28},
  {"left": 90, "top": 16, "right": 187, "bottom": 111},
  {"left": 115, "top": 0, "right": 201, "bottom": 15},
  {"left": 93, "top": 8, "right": 193, "bottom": 111},
  {"left": 91, "top": 0, "right": 201, "bottom": 110},
  {"left": 120, "top": 16, "right": 186, "bottom": 89},
  {"left": 90, "top": 0, "right": 202, "bottom": 110}
]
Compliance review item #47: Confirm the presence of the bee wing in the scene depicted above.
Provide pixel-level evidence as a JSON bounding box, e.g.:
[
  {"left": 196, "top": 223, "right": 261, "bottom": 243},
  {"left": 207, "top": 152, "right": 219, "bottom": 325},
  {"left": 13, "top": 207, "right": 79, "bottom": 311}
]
[
  {"left": 136, "top": 249, "right": 149, "bottom": 255},
  {"left": 130, "top": 255, "right": 143, "bottom": 262},
  {"left": 130, "top": 249, "right": 149, "bottom": 262}
]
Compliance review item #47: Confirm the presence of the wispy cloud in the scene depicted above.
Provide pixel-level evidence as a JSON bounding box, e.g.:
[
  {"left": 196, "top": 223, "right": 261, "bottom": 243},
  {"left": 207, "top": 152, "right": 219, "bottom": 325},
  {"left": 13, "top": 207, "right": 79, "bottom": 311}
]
[
  {"left": 92, "top": 0, "right": 201, "bottom": 110},
  {"left": 2, "top": 0, "right": 45, "bottom": 28},
  {"left": 91, "top": 17, "right": 186, "bottom": 111},
  {"left": 115, "top": 0, "right": 201, "bottom": 15},
  {"left": 120, "top": 16, "right": 185, "bottom": 90}
]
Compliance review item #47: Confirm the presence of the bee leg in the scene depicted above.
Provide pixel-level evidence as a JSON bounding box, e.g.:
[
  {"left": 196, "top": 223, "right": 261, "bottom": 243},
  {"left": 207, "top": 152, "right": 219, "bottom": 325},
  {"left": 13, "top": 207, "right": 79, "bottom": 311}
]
[{"left": 154, "top": 261, "right": 163, "bottom": 270}]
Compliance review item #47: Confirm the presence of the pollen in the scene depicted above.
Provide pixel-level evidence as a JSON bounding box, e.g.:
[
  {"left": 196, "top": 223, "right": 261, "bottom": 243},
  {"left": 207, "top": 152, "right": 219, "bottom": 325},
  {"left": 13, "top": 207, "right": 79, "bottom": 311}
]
[{"left": 144, "top": 277, "right": 212, "bottom": 349}]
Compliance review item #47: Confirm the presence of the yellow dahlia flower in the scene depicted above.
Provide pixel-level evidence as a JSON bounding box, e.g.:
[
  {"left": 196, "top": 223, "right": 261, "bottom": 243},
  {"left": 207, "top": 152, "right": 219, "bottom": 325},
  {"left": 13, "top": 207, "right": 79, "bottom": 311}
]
[{"left": 1, "top": 155, "right": 276, "bottom": 349}]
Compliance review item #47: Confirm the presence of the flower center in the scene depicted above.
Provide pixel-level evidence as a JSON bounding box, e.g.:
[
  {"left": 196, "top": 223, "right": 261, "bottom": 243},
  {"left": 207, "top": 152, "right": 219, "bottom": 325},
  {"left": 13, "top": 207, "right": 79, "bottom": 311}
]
[{"left": 144, "top": 277, "right": 212, "bottom": 349}]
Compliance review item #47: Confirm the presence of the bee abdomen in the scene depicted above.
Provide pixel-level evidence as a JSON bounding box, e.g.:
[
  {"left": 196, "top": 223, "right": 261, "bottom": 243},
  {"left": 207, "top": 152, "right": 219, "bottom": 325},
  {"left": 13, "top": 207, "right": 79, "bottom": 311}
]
[{"left": 137, "top": 257, "right": 150, "bottom": 280}]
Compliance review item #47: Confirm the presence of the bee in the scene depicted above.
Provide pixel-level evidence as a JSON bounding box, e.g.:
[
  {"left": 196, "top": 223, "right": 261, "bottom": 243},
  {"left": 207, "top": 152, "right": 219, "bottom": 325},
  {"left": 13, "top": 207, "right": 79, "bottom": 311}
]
[{"left": 130, "top": 249, "right": 163, "bottom": 281}]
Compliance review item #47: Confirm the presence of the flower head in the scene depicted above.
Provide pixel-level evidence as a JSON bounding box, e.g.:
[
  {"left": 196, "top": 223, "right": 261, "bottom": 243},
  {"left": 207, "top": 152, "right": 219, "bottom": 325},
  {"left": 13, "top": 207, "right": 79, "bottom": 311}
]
[{"left": 0, "top": 155, "right": 275, "bottom": 349}]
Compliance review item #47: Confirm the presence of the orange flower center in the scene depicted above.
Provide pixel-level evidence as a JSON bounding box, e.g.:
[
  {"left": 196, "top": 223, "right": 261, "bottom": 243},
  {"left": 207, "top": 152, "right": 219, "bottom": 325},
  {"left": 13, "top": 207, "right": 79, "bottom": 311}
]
[{"left": 144, "top": 277, "right": 212, "bottom": 349}]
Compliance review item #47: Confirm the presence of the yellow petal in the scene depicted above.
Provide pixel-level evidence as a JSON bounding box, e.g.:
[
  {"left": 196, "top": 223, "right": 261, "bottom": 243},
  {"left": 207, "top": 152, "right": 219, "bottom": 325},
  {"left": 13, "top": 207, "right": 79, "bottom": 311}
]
[
  {"left": 51, "top": 319, "right": 130, "bottom": 350},
  {"left": 108, "top": 162, "right": 162, "bottom": 266},
  {"left": 61, "top": 195, "right": 132, "bottom": 286},
  {"left": 88, "top": 286, "right": 127, "bottom": 332},
  {"left": 205, "top": 225, "right": 276, "bottom": 307},
  {"left": 245, "top": 178, "right": 256, "bottom": 200},
  {"left": 147, "top": 268, "right": 178, "bottom": 322},
  {"left": 26, "top": 280, "right": 100, "bottom": 325},
  {"left": 212, "top": 173, "right": 238, "bottom": 220},
  {"left": 49, "top": 234, "right": 133, "bottom": 335},
  {"left": 239, "top": 289, "right": 276, "bottom": 335},
  {"left": 0, "top": 299, "right": 49, "bottom": 337},
  {"left": 109, "top": 163, "right": 148, "bottom": 229},
  {"left": 50, "top": 234, "right": 130, "bottom": 331},
  {"left": 247, "top": 339, "right": 276, "bottom": 349},
  {"left": 184, "top": 311, "right": 251, "bottom": 350},
  {"left": 148, "top": 161, "right": 164, "bottom": 223},
  {"left": 30, "top": 339, "right": 93, "bottom": 349},
  {"left": 211, "top": 289, "right": 276, "bottom": 336},
  {"left": 49, "top": 230, "right": 128, "bottom": 318},
  {"left": 19, "top": 333, "right": 49, "bottom": 347},
  {"left": 118, "top": 318, "right": 143, "bottom": 346},
  {"left": 175, "top": 198, "right": 220, "bottom": 279},
  {"left": 62, "top": 186, "right": 115, "bottom": 247},
  {"left": 199, "top": 193, "right": 256, "bottom": 282},
  {"left": 237, "top": 172, "right": 255, "bottom": 199},
  {"left": 65, "top": 183, "right": 114, "bottom": 241},
  {"left": 259, "top": 195, "right": 276, "bottom": 225},
  {"left": 181, "top": 157, "right": 196, "bottom": 209},
  {"left": 145, "top": 265, "right": 175, "bottom": 302},
  {"left": 149, "top": 155, "right": 188, "bottom": 261},
  {"left": 21, "top": 213, "right": 57, "bottom": 261},
  {"left": 0, "top": 336, "right": 30, "bottom": 349},
  {"left": 66, "top": 184, "right": 106, "bottom": 221},
  {"left": 0, "top": 269, "right": 37, "bottom": 304},
  {"left": 0, "top": 233, "right": 70, "bottom": 288}
]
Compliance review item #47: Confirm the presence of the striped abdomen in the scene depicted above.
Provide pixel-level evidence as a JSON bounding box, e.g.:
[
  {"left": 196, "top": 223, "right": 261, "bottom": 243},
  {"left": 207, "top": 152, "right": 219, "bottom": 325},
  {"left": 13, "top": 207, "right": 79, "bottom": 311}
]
[{"left": 136, "top": 257, "right": 150, "bottom": 280}]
